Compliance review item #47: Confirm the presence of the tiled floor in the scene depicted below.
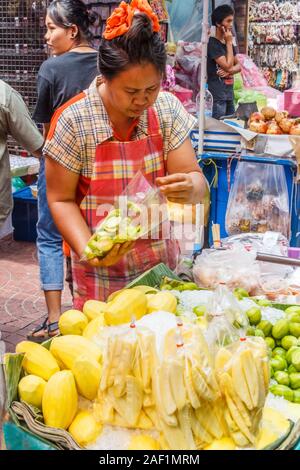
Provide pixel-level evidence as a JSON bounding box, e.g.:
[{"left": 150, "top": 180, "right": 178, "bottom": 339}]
[{"left": 0, "top": 237, "right": 72, "bottom": 352}]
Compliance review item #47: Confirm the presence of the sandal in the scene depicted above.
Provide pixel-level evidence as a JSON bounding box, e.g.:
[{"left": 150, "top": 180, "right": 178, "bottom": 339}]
[{"left": 27, "top": 318, "right": 60, "bottom": 343}]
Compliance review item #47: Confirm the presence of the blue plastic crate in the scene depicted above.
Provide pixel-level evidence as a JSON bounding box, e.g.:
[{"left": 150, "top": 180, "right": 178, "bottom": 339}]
[
  {"left": 12, "top": 187, "right": 38, "bottom": 242},
  {"left": 199, "top": 153, "right": 300, "bottom": 248}
]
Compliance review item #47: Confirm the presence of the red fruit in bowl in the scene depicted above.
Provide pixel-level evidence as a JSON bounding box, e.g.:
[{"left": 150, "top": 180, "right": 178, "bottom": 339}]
[
  {"left": 290, "top": 123, "right": 300, "bottom": 135},
  {"left": 249, "top": 112, "right": 265, "bottom": 123},
  {"left": 261, "top": 106, "right": 276, "bottom": 120},
  {"left": 249, "top": 120, "right": 268, "bottom": 134},
  {"left": 275, "top": 111, "right": 289, "bottom": 124},
  {"left": 266, "top": 121, "right": 283, "bottom": 135},
  {"left": 279, "top": 118, "right": 294, "bottom": 134}
]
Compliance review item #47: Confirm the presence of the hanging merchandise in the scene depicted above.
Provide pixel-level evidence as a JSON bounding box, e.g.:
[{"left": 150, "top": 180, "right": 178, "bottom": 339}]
[
  {"left": 149, "top": 0, "right": 168, "bottom": 21},
  {"left": 225, "top": 161, "right": 290, "bottom": 239},
  {"left": 248, "top": 0, "right": 300, "bottom": 91}
]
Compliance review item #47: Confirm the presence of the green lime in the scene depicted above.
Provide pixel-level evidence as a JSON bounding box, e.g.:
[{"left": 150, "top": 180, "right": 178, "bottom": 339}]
[
  {"left": 272, "top": 347, "right": 286, "bottom": 359},
  {"left": 257, "top": 320, "right": 272, "bottom": 337},
  {"left": 281, "top": 335, "right": 299, "bottom": 350},
  {"left": 274, "top": 371, "right": 290, "bottom": 387},
  {"left": 246, "top": 307, "right": 262, "bottom": 326},
  {"left": 265, "top": 337, "right": 275, "bottom": 350},
  {"left": 272, "top": 319, "right": 289, "bottom": 340}
]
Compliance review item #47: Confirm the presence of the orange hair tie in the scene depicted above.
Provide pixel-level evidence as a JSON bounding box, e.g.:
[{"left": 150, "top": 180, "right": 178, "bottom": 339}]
[{"left": 103, "top": 0, "right": 160, "bottom": 40}]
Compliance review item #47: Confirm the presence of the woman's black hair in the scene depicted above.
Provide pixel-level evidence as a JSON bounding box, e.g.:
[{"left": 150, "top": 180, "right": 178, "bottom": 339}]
[
  {"left": 98, "top": 13, "right": 167, "bottom": 80},
  {"left": 211, "top": 5, "right": 234, "bottom": 26},
  {"left": 47, "top": 0, "right": 97, "bottom": 41}
]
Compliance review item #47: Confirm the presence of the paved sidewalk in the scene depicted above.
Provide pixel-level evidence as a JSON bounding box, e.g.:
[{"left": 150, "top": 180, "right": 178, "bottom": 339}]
[{"left": 0, "top": 237, "right": 72, "bottom": 352}]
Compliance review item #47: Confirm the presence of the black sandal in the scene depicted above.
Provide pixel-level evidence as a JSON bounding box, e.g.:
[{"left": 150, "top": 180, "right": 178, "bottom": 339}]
[{"left": 27, "top": 318, "right": 59, "bottom": 343}]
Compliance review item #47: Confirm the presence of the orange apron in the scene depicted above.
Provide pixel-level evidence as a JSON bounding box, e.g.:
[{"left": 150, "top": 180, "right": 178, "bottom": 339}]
[{"left": 71, "top": 107, "right": 179, "bottom": 309}]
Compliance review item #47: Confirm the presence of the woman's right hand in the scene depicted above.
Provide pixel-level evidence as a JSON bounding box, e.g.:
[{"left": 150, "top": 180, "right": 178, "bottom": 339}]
[{"left": 87, "top": 241, "right": 135, "bottom": 268}]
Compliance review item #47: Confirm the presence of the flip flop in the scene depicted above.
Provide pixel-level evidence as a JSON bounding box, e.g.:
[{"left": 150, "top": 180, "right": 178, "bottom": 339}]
[{"left": 27, "top": 318, "right": 59, "bottom": 343}]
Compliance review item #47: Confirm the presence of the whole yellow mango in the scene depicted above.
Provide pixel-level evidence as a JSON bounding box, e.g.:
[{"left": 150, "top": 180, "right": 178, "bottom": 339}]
[
  {"left": 72, "top": 354, "right": 102, "bottom": 400},
  {"left": 147, "top": 291, "right": 177, "bottom": 314},
  {"left": 18, "top": 375, "right": 46, "bottom": 409},
  {"left": 105, "top": 289, "right": 147, "bottom": 326},
  {"left": 59, "top": 310, "right": 88, "bottom": 336},
  {"left": 50, "top": 335, "right": 102, "bottom": 370},
  {"left": 83, "top": 300, "right": 108, "bottom": 321},
  {"left": 16, "top": 341, "right": 60, "bottom": 381},
  {"left": 69, "top": 411, "right": 102, "bottom": 446},
  {"left": 83, "top": 316, "right": 105, "bottom": 342},
  {"left": 42, "top": 370, "right": 78, "bottom": 429}
]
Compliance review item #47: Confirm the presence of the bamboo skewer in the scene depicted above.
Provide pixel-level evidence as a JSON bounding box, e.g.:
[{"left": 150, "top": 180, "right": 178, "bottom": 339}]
[{"left": 212, "top": 222, "right": 221, "bottom": 248}]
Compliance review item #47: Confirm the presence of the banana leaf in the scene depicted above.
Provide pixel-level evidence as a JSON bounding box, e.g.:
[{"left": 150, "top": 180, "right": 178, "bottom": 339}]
[
  {"left": 126, "top": 262, "right": 181, "bottom": 289},
  {"left": 252, "top": 302, "right": 300, "bottom": 312},
  {"left": 269, "top": 303, "right": 300, "bottom": 312},
  {"left": 4, "top": 353, "right": 24, "bottom": 408}
]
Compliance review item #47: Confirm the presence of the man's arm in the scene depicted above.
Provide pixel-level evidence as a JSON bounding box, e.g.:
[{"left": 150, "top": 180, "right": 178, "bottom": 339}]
[
  {"left": 214, "top": 28, "right": 235, "bottom": 72},
  {"left": 7, "top": 88, "right": 44, "bottom": 155},
  {"left": 217, "top": 55, "right": 241, "bottom": 77}
]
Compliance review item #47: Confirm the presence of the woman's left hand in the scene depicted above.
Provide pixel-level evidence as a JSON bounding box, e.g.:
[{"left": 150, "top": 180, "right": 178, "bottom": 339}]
[
  {"left": 87, "top": 241, "right": 135, "bottom": 268},
  {"left": 156, "top": 173, "right": 196, "bottom": 204}
]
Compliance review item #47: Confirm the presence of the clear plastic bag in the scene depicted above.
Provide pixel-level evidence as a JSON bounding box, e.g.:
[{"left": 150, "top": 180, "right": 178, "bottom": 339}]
[
  {"left": 214, "top": 336, "right": 270, "bottom": 448},
  {"left": 221, "top": 232, "right": 289, "bottom": 257},
  {"left": 225, "top": 162, "right": 290, "bottom": 239},
  {"left": 82, "top": 171, "right": 168, "bottom": 261},
  {"left": 193, "top": 247, "right": 260, "bottom": 295},
  {"left": 204, "top": 286, "right": 249, "bottom": 353}
]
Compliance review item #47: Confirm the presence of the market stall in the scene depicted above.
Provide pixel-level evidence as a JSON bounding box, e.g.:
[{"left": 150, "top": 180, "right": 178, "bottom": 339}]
[{"left": 3, "top": 263, "right": 300, "bottom": 450}]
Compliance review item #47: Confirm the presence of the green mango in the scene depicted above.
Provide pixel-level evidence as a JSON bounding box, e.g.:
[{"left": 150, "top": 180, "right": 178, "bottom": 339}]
[
  {"left": 289, "top": 373, "right": 300, "bottom": 390},
  {"left": 281, "top": 335, "right": 299, "bottom": 350},
  {"left": 255, "top": 329, "right": 265, "bottom": 338},
  {"left": 257, "top": 299, "right": 272, "bottom": 307},
  {"left": 246, "top": 307, "right": 262, "bottom": 326},
  {"left": 272, "top": 347, "right": 286, "bottom": 359},
  {"left": 286, "top": 346, "right": 300, "bottom": 365},
  {"left": 291, "top": 350, "right": 300, "bottom": 371},
  {"left": 288, "top": 364, "right": 297, "bottom": 374},
  {"left": 289, "top": 323, "right": 300, "bottom": 338},
  {"left": 233, "top": 288, "right": 249, "bottom": 300},
  {"left": 193, "top": 305, "right": 206, "bottom": 317},
  {"left": 274, "top": 371, "right": 290, "bottom": 386},
  {"left": 272, "top": 319, "right": 289, "bottom": 339},
  {"left": 270, "top": 366, "right": 274, "bottom": 378},
  {"left": 246, "top": 326, "right": 256, "bottom": 336},
  {"left": 285, "top": 306, "right": 300, "bottom": 315},
  {"left": 265, "top": 337, "right": 275, "bottom": 350},
  {"left": 293, "top": 390, "right": 300, "bottom": 404},
  {"left": 286, "top": 312, "right": 300, "bottom": 323},
  {"left": 270, "top": 355, "right": 287, "bottom": 371},
  {"left": 269, "top": 384, "right": 294, "bottom": 402},
  {"left": 275, "top": 339, "right": 282, "bottom": 347}
]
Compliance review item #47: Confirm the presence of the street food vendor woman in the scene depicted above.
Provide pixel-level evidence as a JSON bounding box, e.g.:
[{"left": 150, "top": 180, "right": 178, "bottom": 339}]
[{"left": 44, "top": 0, "right": 208, "bottom": 309}]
